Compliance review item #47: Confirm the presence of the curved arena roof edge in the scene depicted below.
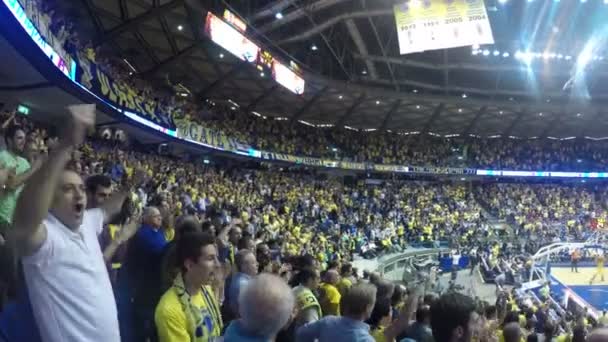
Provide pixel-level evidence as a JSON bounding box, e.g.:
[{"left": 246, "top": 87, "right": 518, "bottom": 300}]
[{"left": 1, "top": 0, "right": 608, "bottom": 180}]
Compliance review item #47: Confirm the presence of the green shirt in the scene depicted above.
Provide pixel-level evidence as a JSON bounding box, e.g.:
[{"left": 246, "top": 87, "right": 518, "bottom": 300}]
[{"left": 0, "top": 150, "right": 30, "bottom": 226}]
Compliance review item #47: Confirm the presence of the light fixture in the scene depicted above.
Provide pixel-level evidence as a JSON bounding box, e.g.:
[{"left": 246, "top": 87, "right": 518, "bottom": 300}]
[
  {"left": 375, "top": 100, "right": 380, "bottom": 105},
  {"left": 416, "top": 105, "right": 421, "bottom": 109},
  {"left": 577, "top": 113, "right": 582, "bottom": 117},
  {"left": 338, "top": 95, "right": 343, "bottom": 99},
  {"left": 502, "top": 52, "right": 510, "bottom": 58},
  {"left": 493, "top": 50, "right": 500, "bottom": 56},
  {"left": 509, "top": 97, "right": 514, "bottom": 101},
  {"left": 362, "top": 70, "right": 368, "bottom": 75},
  {"left": 219, "top": 53, "right": 224, "bottom": 58},
  {"left": 412, "top": 89, "right": 418, "bottom": 93},
  {"left": 482, "top": 49, "right": 490, "bottom": 56},
  {"left": 581, "top": 0, "right": 587, "bottom": 3},
  {"left": 605, "top": 0, "right": 608, "bottom": 4},
  {"left": 231, "top": 106, "right": 236, "bottom": 110},
  {"left": 472, "top": 50, "right": 479, "bottom": 56},
  {"left": 539, "top": 112, "right": 543, "bottom": 116},
  {"left": 311, "top": 44, "right": 318, "bottom": 51},
  {"left": 498, "top": 0, "right": 508, "bottom": 3},
  {"left": 499, "top": 111, "right": 504, "bottom": 114},
  {"left": 275, "top": 12, "right": 283, "bottom": 19},
  {"left": 177, "top": 25, "right": 183, "bottom": 31},
  {"left": 546, "top": 99, "right": 551, "bottom": 103},
  {"left": 472, "top": 44, "right": 480, "bottom": 49},
  {"left": 260, "top": 72, "right": 265, "bottom": 77},
  {"left": 462, "top": 93, "right": 467, "bottom": 98},
  {"left": 458, "top": 108, "right": 463, "bottom": 113}
]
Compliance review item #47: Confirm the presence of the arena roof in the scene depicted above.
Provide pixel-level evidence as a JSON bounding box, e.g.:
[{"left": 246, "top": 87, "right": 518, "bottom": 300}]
[{"left": 59, "top": 0, "right": 608, "bottom": 138}]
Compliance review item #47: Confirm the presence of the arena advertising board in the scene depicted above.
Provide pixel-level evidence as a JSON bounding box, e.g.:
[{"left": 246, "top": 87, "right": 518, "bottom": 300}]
[{"left": 393, "top": 0, "right": 494, "bottom": 55}]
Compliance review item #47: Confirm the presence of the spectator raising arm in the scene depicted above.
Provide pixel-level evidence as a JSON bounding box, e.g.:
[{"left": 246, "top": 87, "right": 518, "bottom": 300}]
[
  {"left": 12, "top": 104, "right": 95, "bottom": 256},
  {"left": 4, "top": 157, "right": 42, "bottom": 192}
]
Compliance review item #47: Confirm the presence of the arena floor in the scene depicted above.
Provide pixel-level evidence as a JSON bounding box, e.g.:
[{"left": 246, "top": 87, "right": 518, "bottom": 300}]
[{"left": 552, "top": 267, "right": 608, "bottom": 312}]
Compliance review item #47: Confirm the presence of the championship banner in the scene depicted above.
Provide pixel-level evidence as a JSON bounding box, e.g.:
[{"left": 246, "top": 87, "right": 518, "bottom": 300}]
[
  {"left": 373, "top": 164, "right": 410, "bottom": 173},
  {"left": 76, "top": 53, "right": 175, "bottom": 130},
  {"left": 174, "top": 119, "right": 244, "bottom": 151},
  {"left": 408, "top": 166, "right": 475, "bottom": 175},
  {"left": 338, "top": 161, "right": 366, "bottom": 170},
  {"left": 394, "top": 0, "right": 494, "bottom": 55}
]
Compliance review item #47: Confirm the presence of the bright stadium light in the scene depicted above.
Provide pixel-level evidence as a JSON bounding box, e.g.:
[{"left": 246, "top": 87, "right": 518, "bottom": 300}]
[
  {"left": 502, "top": 52, "right": 510, "bottom": 58},
  {"left": 493, "top": 50, "right": 500, "bottom": 56},
  {"left": 578, "top": 49, "right": 593, "bottom": 69},
  {"left": 482, "top": 49, "right": 490, "bottom": 56}
]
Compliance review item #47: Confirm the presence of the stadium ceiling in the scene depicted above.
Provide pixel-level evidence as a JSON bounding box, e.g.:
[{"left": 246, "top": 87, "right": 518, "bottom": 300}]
[{"left": 60, "top": 0, "right": 608, "bottom": 138}]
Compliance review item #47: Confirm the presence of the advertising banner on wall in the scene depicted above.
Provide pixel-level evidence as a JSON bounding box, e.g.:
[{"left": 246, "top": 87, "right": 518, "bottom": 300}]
[
  {"left": 174, "top": 118, "right": 248, "bottom": 152},
  {"left": 76, "top": 55, "right": 176, "bottom": 130},
  {"left": 394, "top": 0, "right": 494, "bottom": 55}
]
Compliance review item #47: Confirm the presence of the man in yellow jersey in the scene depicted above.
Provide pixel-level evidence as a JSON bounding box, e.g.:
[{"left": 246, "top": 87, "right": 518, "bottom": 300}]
[
  {"left": 319, "top": 270, "right": 341, "bottom": 316},
  {"left": 293, "top": 267, "right": 322, "bottom": 327},
  {"left": 590, "top": 251, "right": 606, "bottom": 285},
  {"left": 155, "top": 232, "right": 223, "bottom": 342}
]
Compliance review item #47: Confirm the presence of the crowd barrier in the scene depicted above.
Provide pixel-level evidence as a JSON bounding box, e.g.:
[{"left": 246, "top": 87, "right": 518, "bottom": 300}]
[{"left": 3, "top": 0, "right": 608, "bottom": 179}]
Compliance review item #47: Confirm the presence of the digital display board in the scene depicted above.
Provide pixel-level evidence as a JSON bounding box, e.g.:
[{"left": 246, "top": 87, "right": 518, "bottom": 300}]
[
  {"left": 223, "top": 9, "right": 247, "bottom": 32},
  {"left": 204, "top": 11, "right": 306, "bottom": 95},
  {"left": 205, "top": 12, "right": 257, "bottom": 63},
  {"left": 272, "top": 60, "right": 305, "bottom": 95}
]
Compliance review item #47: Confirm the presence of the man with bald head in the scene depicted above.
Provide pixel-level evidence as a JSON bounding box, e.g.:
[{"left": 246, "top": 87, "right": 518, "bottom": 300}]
[
  {"left": 121, "top": 205, "right": 169, "bottom": 341},
  {"left": 224, "top": 274, "right": 295, "bottom": 341},
  {"left": 319, "top": 269, "right": 342, "bottom": 316}
]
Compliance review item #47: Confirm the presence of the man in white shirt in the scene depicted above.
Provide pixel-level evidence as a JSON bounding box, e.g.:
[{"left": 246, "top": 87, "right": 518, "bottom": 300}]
[{"left": 11, "top": 105, "right": 132, "bottom": 342}]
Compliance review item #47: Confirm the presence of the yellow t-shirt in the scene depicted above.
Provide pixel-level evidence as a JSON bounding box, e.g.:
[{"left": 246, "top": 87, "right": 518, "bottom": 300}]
[
  {"left": 371, "top": 326, "right": 387, "bottom": 342},
  {"left": 319, "top": 283, "right": 341, "bottom": 316},
  {"left": 337, "top": 277, "right": 352, "bottom": 296},
  {"left": 155, "top": 286, "right": 222, "bottom": 342}
]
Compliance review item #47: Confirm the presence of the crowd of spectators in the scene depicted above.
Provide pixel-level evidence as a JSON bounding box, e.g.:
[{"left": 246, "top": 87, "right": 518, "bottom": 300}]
[
  {"left": 6, "top": 1, "right": 608, "bottom": 341},
  {"left": 0, "top": 104, "right": 605, "bottom": 342}
]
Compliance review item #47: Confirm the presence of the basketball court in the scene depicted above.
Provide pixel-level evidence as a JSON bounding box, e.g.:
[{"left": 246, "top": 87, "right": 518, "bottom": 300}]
[{"left": 551, "top": 266, "right": 608, "bottom": 312}]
